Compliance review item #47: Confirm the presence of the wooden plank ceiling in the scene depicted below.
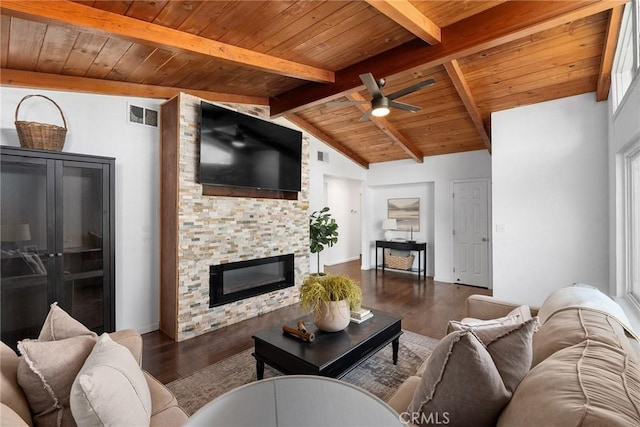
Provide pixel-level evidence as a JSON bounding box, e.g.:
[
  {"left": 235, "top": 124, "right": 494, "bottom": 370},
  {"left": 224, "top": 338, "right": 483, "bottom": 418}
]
[{"left": 0, "top": 1, "right": 626, "bottom": 168}]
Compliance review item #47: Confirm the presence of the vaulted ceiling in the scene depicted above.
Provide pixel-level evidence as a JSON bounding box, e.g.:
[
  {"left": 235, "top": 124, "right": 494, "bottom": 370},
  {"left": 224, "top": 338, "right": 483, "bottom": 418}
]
[{"left": 0, "top": 1, "right": 626, "bottom": 168}]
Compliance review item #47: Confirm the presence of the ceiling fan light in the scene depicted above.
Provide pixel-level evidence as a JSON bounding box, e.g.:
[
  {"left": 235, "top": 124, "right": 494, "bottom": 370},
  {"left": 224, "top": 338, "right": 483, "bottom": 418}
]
[
  {"left": 371, "top": 107, "right": 390, "bottom": 117},
  {"left": 371, "top": 97, "right": 390, "bottom": 117}
]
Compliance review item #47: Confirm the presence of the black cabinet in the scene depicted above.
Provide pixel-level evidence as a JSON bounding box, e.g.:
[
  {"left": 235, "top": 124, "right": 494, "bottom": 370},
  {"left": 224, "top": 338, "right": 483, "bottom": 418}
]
[{"left": 0, "top": 147, "right": 115, "bottom": 347}]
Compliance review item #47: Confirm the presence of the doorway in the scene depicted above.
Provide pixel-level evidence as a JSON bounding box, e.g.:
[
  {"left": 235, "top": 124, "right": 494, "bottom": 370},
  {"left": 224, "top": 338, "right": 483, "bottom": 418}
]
[
  {"left": 324, "top": 176, "right": 363, "bottom": 268},
  {"left": 452, "top": 179, "right": 491, "bottom": 288}
]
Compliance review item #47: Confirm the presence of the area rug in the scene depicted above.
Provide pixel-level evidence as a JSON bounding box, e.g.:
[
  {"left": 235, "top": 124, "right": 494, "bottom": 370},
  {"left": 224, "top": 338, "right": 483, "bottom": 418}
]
[{"left": 166, "top": 330, "right": 438, "bottom": 415}]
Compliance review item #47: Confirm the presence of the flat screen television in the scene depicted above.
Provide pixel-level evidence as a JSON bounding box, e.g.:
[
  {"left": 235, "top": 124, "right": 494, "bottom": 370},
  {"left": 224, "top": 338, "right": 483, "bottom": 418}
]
[{"left": 199, "top": 101, "right": 303, "bottom": 192}]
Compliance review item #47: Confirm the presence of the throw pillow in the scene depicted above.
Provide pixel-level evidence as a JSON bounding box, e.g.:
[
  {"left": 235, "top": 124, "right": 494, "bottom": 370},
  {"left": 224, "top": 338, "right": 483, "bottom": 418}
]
[
  {"left": 477, "top": 318, "right": 538, "bottom": 394},
  {"left": 17, "top": 335, "right": 97, "bottom": 427},
  {"left": 447, "top": 304, "right": 532, "bottom": 334},
  {"left": 408, "top": 319, "right": 538, "bottom": 427},
  {"left": 70, "top": 334, "right": 152, "bottom": 427},
  {"left": 38, "top": 302, "right": 97, "bottom": 341},
  {"left": 407, "top": 331, "right": 511, "bottom": 427}
]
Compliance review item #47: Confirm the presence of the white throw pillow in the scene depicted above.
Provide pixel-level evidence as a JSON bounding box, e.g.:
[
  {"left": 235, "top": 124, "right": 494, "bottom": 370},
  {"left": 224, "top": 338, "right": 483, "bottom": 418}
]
[
  {"left": 70, "top": 333, "right": 152, "bottom": 427},
  {"left": 447, "top": 304, "right": 532, "bottom": 334}
]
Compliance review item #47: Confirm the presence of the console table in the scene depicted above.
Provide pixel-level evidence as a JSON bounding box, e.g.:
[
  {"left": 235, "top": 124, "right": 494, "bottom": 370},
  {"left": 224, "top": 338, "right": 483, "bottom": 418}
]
[{"left": 375, "top": 240, "right": 427, "bottom": 280}]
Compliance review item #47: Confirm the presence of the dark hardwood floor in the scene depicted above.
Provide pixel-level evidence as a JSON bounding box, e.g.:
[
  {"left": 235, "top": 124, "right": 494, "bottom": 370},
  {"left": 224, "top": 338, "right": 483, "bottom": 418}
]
[{"left": 141, "top": 260, "right": 491, "bottom": 384}]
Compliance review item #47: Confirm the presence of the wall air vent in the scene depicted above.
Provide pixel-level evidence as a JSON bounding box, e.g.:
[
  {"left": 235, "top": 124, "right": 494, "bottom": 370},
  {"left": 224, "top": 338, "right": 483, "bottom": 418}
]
[{"left": 317, "top": 151, "right": 329, "bottom": 162}]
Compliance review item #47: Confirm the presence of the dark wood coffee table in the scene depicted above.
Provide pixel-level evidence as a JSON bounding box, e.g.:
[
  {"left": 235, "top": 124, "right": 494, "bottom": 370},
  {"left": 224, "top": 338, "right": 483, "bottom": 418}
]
[{"left": 252, "top": 309, "right": 402, "bottom": 380}]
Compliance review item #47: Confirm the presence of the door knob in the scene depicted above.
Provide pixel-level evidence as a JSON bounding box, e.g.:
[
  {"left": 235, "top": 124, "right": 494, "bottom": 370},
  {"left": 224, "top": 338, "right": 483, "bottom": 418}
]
[
  {"left": 56, "top": 252, "right": 63, "bottom": 257},
  {"left": 482, "top": 237, "right": 489, "bottom": 242},
  {"left": 48, "top": 253, "right": 55, "bottom": 258}
]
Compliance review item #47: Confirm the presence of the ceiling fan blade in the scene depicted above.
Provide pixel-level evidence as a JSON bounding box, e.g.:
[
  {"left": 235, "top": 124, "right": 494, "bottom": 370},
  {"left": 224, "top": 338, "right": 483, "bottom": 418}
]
[
  {"left": 389, "top": 100, "right": 421, "bottom": 112},
  {"left": 359, "top": 109, "right": 373, "bottom": 122},
  {"left": 387, "top": 78, "right": 436, "bottom": 100},
  {"left": 360, "top": 73, "right": 383, "bottom": 98},
  {"left": 326, "top": 100, "right": 369, "bottom": 107}
]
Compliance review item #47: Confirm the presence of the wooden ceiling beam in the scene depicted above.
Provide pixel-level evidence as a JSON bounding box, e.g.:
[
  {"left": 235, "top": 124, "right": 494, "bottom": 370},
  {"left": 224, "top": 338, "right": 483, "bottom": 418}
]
[
  {"left": 0, "top": 69, "right": 269, "bottom": 105},
  {"left": 364, "top": 0, "right": 441, "bottom": 45},
  {"left": 270, "top": 0, "right": 625, "bottom": 116},
  {"left": 0, "top": 0, "right": 334, "bottom": 84},
  {"left": 284, "top": 113, "right": 369, "bottom": 169},
  {"left": 443, "top": 60, "right": 492, "bottom": 153},
  {"left": 346, "top": 92, "right": 423, "bottom": 163},
  {"left": 596, "top": 6, "right": 624, "bottom": 102}
]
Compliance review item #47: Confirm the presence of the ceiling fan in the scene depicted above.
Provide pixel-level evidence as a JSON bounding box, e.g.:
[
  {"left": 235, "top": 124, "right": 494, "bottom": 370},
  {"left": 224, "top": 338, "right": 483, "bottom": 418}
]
[{"left": 327, "top": 73, "right": 436, "bottom": 122}]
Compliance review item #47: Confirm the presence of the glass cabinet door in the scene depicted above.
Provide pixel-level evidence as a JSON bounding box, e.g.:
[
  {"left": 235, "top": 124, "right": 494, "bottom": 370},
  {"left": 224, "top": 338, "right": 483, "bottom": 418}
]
[
  {"left": 0, "top": 156, "right": 53, "bottom": 347},
  {"left": 60, "top": 161, "right": 108, "bottom": 333}
]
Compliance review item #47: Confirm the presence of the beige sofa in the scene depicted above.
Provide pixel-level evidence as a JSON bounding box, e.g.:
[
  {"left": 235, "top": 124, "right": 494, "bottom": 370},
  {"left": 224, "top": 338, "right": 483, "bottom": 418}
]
[
  {"left": 388, "top": 287, "right": 640, "bottom": 426},
  {"left": 1, "top": 329, "right": 188, "bottom": 426}
]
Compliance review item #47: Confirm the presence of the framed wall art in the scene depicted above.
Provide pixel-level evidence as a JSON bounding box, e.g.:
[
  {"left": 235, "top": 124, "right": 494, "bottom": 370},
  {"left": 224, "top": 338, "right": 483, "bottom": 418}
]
[{"left": 387, "top": 198, "right": 420, "bottom": 231}]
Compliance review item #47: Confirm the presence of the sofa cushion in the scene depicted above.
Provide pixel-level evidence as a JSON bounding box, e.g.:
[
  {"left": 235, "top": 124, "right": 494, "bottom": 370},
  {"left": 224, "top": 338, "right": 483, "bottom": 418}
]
[
  {"left": 1, "top": 403, "right": 29, "bottom": 427},
  {"left": 387, "top": 376, "right": 421, "bottom": 416},
  {"left": 533, "top": 307, "right": 639, "bottom": 366},
  {"left": 70, "top": 334, "right": 152, "bottom": 426},
  {"left": 17, "top": 335, "right": 96, "bottom": 427},
  {"left": 498, "top": 340, "right": 640, "bottom": 426},
  {"left": 150, "top": 406, "right": 190, "bottom": 427},
  {"left": 1, "top": 342, "right": 32, "bottom": 426},
  {"left": 145, "top": 371, "right": 179, "bottom": 416},
  {"left": 538, "top": 286, "right": 634, "bottom": 332},
  {"left": 38, "top": 302, "right": 96, "bottom": 342}
]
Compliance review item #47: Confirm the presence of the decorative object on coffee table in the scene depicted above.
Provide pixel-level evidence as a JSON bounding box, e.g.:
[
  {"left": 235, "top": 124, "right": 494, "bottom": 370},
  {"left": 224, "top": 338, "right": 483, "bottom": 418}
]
[
  {"left": 281, "top": 323, "right": 315, "bottom": 342},
  {"left": 309, "top": 207, "right": 338, "bottom": 275},
  {"left": 299, "top": 274, "right": 362, "bottom": 332}
]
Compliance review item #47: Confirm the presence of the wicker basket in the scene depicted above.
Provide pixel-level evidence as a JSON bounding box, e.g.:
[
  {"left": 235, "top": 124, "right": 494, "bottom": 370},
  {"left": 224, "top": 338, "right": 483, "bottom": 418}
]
[
  {"left": 385, "top": 254, "right": 415, "bottom": 270},
  {"left": 14, "top": 95, "right": 68, "bottom": 151}
]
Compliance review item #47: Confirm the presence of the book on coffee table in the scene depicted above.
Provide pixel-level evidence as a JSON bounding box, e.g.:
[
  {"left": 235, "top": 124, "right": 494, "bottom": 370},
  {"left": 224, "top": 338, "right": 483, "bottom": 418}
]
[
  {"left": 350, "top": 307, "right": 371, "bottom": 319},
  {"left": 350, "top": 311, "right": 373, "bottom": 323}
]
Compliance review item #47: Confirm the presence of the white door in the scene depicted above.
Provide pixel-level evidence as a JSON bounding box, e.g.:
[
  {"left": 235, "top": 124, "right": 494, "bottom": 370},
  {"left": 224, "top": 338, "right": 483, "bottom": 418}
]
[{"left": 452, "top": 180, "right": 490, "bottom": 287}]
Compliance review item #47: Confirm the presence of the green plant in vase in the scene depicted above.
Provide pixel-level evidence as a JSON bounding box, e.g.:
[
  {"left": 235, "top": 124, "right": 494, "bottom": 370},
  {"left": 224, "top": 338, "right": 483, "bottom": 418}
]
[
  {"left": 299, "top": 274, "right": 362, "bottom": 332},
  {"left": 309, "top": 207, "right": 338, "bottom": 275}
]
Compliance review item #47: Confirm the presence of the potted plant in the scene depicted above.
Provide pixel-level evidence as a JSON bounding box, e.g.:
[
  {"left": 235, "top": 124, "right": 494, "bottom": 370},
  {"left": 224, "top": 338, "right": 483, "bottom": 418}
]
[
  {"left": 309, "top": 207, "right": 338, "bottom": 275},
  {"left": 299, "top": 274, "right": 362, "bottom": 332}
]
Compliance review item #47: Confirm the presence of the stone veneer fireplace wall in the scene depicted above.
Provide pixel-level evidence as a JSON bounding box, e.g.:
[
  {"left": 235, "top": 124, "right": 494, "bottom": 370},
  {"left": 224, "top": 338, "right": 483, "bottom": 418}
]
[{"left": 171, "top": 92, "right": 309, "bottom": 341}]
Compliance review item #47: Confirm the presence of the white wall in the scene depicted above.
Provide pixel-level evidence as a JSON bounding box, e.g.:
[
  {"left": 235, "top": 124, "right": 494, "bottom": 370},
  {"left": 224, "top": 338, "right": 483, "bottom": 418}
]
[
  {"left": 369, "top": 183, "right": 434, "bottom": 274},
  {"left": 366, "top": 151, "right": 492, "bottom": 282},
  {"left": 324, "top": 176, "right": 362, "bottom": 267},
  {"left": 492, "top": 93, "right": 609, "bottom": 306},
  {"left": 1, "top": 87, "right": 162, "bottom": 333},
  {"left": 304, "top": 135, "right": 367, "bottom": 273}
]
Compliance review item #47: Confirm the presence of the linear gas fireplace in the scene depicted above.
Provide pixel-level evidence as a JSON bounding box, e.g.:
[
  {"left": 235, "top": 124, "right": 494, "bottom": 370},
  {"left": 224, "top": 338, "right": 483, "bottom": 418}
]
[{"left": 209, "top": 254, "right": 295, "bottom": 308}]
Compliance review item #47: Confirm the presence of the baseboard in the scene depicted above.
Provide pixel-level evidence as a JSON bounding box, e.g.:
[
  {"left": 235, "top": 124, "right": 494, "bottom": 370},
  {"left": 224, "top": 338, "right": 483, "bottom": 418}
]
[
  {"left": 325, "top": 255, "right": 361, "bottom": 266},
  {"left": 433, "top": 276, "right": 452, "bottom": 283},
  {"left": 134, "top": 322, "right": 160, "bottom": 335}
]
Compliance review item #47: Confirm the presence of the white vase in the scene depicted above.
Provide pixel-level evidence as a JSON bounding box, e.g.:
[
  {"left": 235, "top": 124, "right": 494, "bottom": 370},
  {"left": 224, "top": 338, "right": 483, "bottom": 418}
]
[{"left": 313, "top": 300, "right": 351, "bottom": 332}]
